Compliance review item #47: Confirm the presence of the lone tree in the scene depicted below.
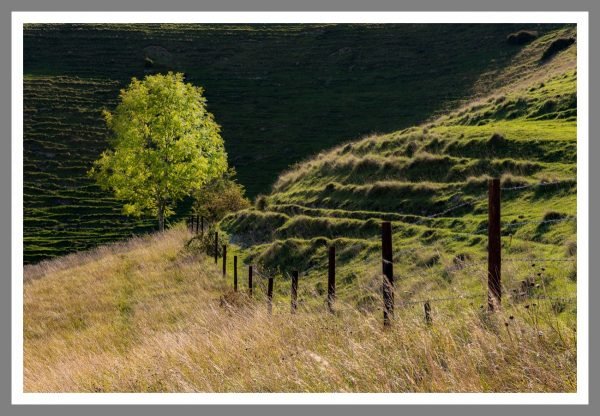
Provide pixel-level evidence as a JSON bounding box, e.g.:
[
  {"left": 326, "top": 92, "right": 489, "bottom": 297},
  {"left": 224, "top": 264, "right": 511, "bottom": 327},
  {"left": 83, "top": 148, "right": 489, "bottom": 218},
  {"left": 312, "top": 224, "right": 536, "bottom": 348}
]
[{"left": 90, "top": 72, "right": 227, "bottom": 231}]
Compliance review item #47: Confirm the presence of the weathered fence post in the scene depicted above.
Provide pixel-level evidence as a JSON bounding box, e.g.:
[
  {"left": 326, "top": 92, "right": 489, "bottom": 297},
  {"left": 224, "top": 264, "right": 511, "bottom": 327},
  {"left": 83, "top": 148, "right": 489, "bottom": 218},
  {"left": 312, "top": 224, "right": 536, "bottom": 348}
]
[
  {"left": 189, "top": 216, "right": 193, "bottom": 232},
  {"left": 267, "top": 276, "right": 274, "bottom": 314},
  {"left": 201, "top": 216, "right": 204, "bottom": 235},
  {"left": 222, "top": 245, "right": 227, "bottom": 278},
  {"left": 488, "top": 178, "right": 501, "bottom": 311},
  {"left": 291, "top": 270, "right": 299, "bottom": 313},
  {"left": 382, "top": 221, "right": 394, "bottom": 327},
  {"left": 328, "top": 245, "right": 336, "bottom": 313},
  {"left": 196, "top": 215, "right": 200, "bottom": 234},
  {"left": 248, "top": 266, "right": 253, "bottom": 297},
  {"left": 233, "top": 256, "right": 238, "bottom": 292},
  {"left": 424, "top": 301, "right": 432, "bottom": 325},
  {"left": 214, "top": 232, "right": 218, "bottom": 264}
]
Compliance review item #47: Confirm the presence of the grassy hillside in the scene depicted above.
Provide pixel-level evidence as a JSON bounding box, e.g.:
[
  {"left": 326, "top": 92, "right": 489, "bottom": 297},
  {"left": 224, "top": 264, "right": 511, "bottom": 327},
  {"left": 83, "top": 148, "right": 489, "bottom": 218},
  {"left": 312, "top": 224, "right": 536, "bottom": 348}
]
[
  {"left": 24, "top": 226, "right": 575, "bottom": 392},
  {"left": 24, "top": 23, "right": 564, "bottom": 263},
  {"left": 23, "top": 26, "right": 578, "bottom": 393},
  {"left": 220, "top": 26, "right": 577, "bottom": 319}
]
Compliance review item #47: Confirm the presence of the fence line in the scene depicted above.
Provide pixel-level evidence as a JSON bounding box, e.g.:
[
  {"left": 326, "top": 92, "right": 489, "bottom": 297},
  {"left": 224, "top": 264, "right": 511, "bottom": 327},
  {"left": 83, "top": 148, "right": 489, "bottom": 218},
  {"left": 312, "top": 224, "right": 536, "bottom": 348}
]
[
  {"left": 399, "top": 293, "right": 483, "bottom": 306},
  {"left": 500, "top": 178, "right": 576, "bottom": 191},
  {"left": 193, "top": 177, "right": 575, "bottom": 326},
  {"left": 504, "top": 258, "right": 576, "bottom": 263},
  {"left": 215, "top": 249, "right": 574, "bottom": 316},
  {"left": 420, "top": 195, "right": 487, "bottom": 221},
  {"left": 504, "top": 216, "right": 576, "bottom": 228},
  {"left": 412, "top": 178, "right": 576, "bottom": 225}
]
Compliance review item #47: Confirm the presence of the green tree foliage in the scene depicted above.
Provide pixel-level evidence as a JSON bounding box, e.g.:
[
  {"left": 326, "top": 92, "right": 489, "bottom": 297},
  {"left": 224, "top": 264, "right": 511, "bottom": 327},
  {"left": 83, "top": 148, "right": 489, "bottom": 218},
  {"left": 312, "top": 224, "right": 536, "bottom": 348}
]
[
  {"left": 89, "top": 72, "right": 227, "bottom": 231},
  {"left": 193, "top": 168, "right": 250, "bottom": 222}
]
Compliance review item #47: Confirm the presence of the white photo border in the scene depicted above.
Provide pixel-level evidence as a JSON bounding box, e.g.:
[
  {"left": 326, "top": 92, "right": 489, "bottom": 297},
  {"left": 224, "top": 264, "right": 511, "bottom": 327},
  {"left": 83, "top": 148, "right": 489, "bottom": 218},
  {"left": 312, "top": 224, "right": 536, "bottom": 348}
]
[{"left": 11, "top": 10, "right": 590, "bottom": 405}]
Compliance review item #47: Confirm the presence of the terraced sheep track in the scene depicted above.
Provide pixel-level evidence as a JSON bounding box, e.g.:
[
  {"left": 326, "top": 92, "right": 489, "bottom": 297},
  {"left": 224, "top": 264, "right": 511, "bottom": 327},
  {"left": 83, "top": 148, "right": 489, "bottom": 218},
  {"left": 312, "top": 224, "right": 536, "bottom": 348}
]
[
  {"left": 220, "top": 26, "right": 577, "bottom": 310},
  {"left": 23, "top": 23, "right": 560, "bottom": 263}
]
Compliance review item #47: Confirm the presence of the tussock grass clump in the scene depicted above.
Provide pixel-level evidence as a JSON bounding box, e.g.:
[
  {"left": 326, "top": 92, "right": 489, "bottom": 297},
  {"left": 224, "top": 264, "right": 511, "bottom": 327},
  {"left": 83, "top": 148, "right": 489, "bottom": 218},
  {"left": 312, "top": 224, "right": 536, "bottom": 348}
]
[
  {"left": 252, "top": 238, "right": 325, "bottom": 271},
  {"left": 220, "top": 210, "right": 288, "bottom": 246},
  {"left": 500, "top": 173, "right": 529, "bottom": 188},
  {"left": 403, "top": 140, "right": 420, "bottom": 157},
  {"left": 449, "top": 158, "right": 542, "bottom": 181},
  {"left": 542, "top": 211, "right": 568, "bottom": 221},
  {"left": 276, "top": 180, "right": 447, "bottom": 214},
  {"left": 464, "top": 175, "right": 491, "bottom": 192},
  {"left": 275, "top": 215, "right": 379, "bottom": 240},
  {"left": 416, "top": 252, "right": 441, "bottom": 268},
  {"left": 255, "top": 194, "right": 269, "bottom": 211},
  {"left": 184, "top": 226, "right": 228, "bottom": 258},
  {"left": 506, "top": 30, "right": 538, "bottom": 45},
  {"left": 541, "top": 37, "right": 576, "bottom": 61},
  {"left": 567, "top": 265, "right": 577, "bottom": 282},
  {"left": 564, "top": 240, "right": 577, "bottom": 257},
  {"left": 487, "top": 132, "right": 507, "bottom": 148},
  {"left": 409, "top": 151, "right": 456, "bottom": 171},
  {"left": 422, "top": 136, "right": 447, "bottom": 153},
  {"left": 366, "top": 181, "right": 438, "bottom": 198}
]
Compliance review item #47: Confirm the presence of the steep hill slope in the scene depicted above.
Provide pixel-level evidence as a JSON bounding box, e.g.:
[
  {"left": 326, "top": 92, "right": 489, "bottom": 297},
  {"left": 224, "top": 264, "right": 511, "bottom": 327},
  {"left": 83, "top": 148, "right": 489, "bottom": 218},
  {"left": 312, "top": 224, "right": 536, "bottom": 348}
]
[
  {"left": 221, "top": 25, "right": 577, "bottom": 313},
  {"left": 24, "top": 226, "right": 576, "bottom": 392},
  {"left": 24, "top": 23, "right": 564, "bottom": 263}
]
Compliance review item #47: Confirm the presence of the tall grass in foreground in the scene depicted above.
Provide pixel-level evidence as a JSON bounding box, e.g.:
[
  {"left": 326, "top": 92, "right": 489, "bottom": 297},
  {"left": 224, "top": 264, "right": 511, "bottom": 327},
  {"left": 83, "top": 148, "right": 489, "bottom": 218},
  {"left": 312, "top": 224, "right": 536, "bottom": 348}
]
[{"left": 24, "top": 226, "right": 576, "bottom": 392}]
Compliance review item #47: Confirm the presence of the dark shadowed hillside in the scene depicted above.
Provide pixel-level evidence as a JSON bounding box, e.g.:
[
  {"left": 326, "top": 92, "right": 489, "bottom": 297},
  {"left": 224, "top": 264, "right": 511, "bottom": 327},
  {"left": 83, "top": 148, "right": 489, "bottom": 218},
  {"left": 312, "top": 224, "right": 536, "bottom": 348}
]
[
  {"left": 23, "top": 23, "right": 564, "bottom": 262},
  {"left": 221, "top": 25, "right": 577, "bottom": 316}
]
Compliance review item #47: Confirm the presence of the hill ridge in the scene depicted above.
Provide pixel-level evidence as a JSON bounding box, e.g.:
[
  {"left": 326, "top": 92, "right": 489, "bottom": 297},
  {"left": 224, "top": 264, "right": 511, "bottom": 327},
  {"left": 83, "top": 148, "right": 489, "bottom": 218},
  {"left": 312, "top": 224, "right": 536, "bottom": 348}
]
[
  {"left": 24, "top": 23, "right": 568, "bottom": 263},
  {"left": 219, "top": 25, "right": 577, "bottom": 313}
]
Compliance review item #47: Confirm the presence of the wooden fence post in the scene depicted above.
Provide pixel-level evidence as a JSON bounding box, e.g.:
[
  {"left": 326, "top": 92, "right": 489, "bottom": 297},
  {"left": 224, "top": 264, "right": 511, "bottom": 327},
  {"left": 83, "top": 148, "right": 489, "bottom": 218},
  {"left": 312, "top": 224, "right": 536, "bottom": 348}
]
[
  {"left": 189, "top": 216, "right": 193, "bottom": 232},
  {"left": 201, "top": 216, "right": 204, "bottom": 235},
  {"left": 488, "top": 178, "right": 501, "bottom": 311},
  {"left": 382, "top": 221, "right": 394, "bottom": 327},
  {"left": 214, "top": 232, "right": 218, "bottom": 264},
  {"left": 328, "top": 245, "right": 336, "bottom": 313},
  {"left": 267, "top": 277, "right": 274, "bottom": 314},
  {"left": 291, "top": 270, "right": 298, "bottom": 313},
  {"left": 222, "top": 245, "right": 227, "bottom": 278},
  {"left": 424, "top": 301, "right": 432, "bottom": 325},
  {"left": 196, "top": 215, "right": 200, "bottom": 234},
  {"left": 233, "top": 256, "right": 238, "bottom": 292},
  {"left": 248, "top": 266, "right": 253, "bottom": 297}
]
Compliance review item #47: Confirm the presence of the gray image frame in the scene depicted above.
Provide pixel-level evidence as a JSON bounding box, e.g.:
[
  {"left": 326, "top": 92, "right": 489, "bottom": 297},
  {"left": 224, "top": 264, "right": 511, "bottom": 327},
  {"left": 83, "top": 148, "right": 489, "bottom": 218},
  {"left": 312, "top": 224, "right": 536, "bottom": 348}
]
[{"left": 1, "top": 1, "right": 597, "bottom": 415}]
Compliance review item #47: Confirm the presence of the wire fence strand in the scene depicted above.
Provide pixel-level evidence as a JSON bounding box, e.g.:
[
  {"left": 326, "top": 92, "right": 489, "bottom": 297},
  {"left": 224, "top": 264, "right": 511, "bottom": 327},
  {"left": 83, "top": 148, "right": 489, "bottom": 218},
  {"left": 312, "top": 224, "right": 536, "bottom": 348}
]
[
  {"left": 500, "top": 178, "right": 576, "bottom": 191},
  {"left": 199, "top": 176, "right": 576, "bottom": 320}
]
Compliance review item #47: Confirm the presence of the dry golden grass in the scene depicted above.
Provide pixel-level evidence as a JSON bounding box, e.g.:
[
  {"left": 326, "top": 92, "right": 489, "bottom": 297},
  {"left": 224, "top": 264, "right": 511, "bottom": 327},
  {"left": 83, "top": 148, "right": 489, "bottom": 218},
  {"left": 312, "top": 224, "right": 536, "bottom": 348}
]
[{"left": 24, "top": 225, "right": 576, "bottom": 392}]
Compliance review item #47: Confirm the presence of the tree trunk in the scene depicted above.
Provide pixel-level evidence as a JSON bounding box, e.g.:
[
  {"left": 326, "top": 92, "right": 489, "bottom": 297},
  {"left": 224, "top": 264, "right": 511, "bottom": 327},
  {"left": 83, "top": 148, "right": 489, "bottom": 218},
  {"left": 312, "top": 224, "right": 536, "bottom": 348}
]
[{"left": 158, "top": 203, "right": 165, "bottom": 232}]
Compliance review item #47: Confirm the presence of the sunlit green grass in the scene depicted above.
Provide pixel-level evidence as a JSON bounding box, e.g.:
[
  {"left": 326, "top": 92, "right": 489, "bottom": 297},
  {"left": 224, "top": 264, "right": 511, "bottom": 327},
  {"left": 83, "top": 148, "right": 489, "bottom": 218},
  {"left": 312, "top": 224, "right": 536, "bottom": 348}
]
[
  {"left": 220, "top": 26, "right": 577, "bottom": 328},
  {"left": 23, "top": 23, "right": 570, "bottom": 262}
]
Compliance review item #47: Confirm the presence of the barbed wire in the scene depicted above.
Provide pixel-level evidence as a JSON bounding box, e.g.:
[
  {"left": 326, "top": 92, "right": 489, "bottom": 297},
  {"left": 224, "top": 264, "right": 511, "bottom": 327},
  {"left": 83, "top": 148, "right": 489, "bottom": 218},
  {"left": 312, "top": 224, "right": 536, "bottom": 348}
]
[
  {"left": 240, "top": 250, "right": 574, "bottom": 288},
  {"left": 420, "top": 195, "right": 487, "bottom": 221},
  {"left": 394, "top": 247, "right": 421, "bottom": 256},
  {"left": 504, "top": 258, "right": 576, "bottom": 263},
  {"left": 301, "top": 261, "right": 327, "bottom": 277},
  {"left": 414, "top": 195, "right": 486, "bottom": 225},
  {"left": 500, "top": 179, "right": 576, "bottom": 191},
  {"left": 509, "top": 294, "right": 577, "bottom": 303},
  {"left": 412, "top": 179, "right": 576, "bottom": 225},
  {"left": 503, "top": 216, "right": 576, "bottom": 228},
  {"left": 208, "top": 199, "right": 576, "bottom": 305},
  {"left": 219, "top": 253, "right": 575, "bottom": 312},
  {"left": 399, "top": 293, "right": 483, "bottom": 306}
]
